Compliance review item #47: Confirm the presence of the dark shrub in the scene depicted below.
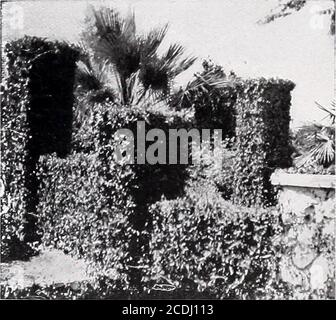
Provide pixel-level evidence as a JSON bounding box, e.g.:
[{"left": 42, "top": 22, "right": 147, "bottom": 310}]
[
  {"left": 1, "top": 36, "right": 79, "bottom": 260},
  {"left": 181, "top": 60, "right": 237, "bottom": 141},
  {"left": 232, "top": 78, "right": 295, "bottom": 206},
  {"left": 37, "top": 151, "right": 137, "bottom": 287},
  {"left": 37, "top": 101, "right": 192, "bottom": 289},
  {"left": 72, "top": 101, "right": 191, "bottom": 202},
  {"left": 4, "top": 36, "right": 79, "bottom": 157},
  {"left": 148, "top": 182, "right": 285, "bottom": 299},
  {"left": 179, "top": 64, "right": 295, "bottom": 206}
]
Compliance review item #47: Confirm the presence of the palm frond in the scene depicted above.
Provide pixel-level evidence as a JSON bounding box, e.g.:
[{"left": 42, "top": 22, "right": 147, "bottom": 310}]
[
  {"left": 93, "top": 8, "right": 124, "bottom": 42},
  {"left": 76, "top": 56, "right": 117, "bottom": 105},
  {"left": 162, "top": 44, "right": 185, "bottom": 66},
  {"left": 76, "top": 60, "right": 106, "bottom": 91},
  {"left": 123, "top": 11, "right": 136, "bottom": 40},
  {"left": 171, "top": 56, "right": 197, "bottom": 78},
  {"left": 315, "top": 100, "right": 336, "bottom": 124},
  {"left": 186, "top": 69, "right": 237, "bottom": 95},
  {"left": 80, "top": 7, "right": 196, "bottom": 106},
  {"left": 139, "top": 57, "right": 170, "bottom": 92},
  {"left": 258, "top": 0, "right": 307, "bottom": 24},
  {"left": 159, "top": 44, "right": 196, "bottom": 76},
  {"left": 138, "top": 43, "right": 196, "bottom": 95},
  {"left": 88, "top": 7, "right": 140, "bottom": 77},
  {"left": 295, "top": 122, "right": 335, "bottom": 167},
  {"left": 169, "top": 68, "right": 238, "bottom": 110},
  {"left": 139, "top": 24, "right": 169, "bottom": 58}
]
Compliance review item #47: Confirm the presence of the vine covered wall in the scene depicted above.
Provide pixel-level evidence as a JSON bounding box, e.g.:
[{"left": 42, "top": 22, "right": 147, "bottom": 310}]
[{"left": 0, "top": 36, "right": 79, "bottom": 260}]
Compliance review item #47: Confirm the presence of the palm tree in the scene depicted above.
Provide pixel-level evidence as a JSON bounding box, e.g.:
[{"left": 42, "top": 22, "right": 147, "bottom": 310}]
[
  {"left": 77, "top": 6, "right": 196, "bottom": 107},
  {"left": 294, "top": 100, "right": 335, "bottom": 168},
  {"left": 76, "top": 6, "right": 236, "bottom": 112}
]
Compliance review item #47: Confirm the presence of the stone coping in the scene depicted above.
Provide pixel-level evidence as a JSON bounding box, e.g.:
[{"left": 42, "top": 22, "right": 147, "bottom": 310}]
[{"left": 271, "top": 172, "right": 336, "bottom": 189}]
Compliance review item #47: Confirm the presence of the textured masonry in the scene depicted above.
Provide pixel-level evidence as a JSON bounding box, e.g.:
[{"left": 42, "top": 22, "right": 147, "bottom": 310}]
[{"left": 271, "top": 171, "right": 335, "bottom": 298}]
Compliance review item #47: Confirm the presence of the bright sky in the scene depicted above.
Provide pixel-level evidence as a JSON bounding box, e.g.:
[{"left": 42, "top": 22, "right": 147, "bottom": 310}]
[{"left": 2, "top": 0, "right": 335, "bottom": 128}]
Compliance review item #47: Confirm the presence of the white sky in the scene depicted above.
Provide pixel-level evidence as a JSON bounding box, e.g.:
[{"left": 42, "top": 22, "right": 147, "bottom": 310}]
[{"left": 2, "top": 0, "right": 335, "bottom": 128}]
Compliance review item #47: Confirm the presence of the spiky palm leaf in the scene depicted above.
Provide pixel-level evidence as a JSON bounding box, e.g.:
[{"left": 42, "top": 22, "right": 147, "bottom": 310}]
[
  {"left": 169, "top": 66, "right": 239, "bottom": 110},
  {"left": 85, "top": 6, "right": 141, "bottom": 98},
  {"left": 160, "top": 43, "right": 197, "bottom": 78},
  {"left": 79, "top": 6, "right": 196, "bottom": 106},
  {"left": 315, "top": 100, "right": 336, "bottom": 124},
  {"left": 295, "top": 101, "right": 336, "bottom": 167},
  {"left": 296, "top": 124, "right": 335, "bottom": 167},
  {"left": 76, "top": 60, "right": 108, "bottom": 92},
  {"left": 139, "top": 25, "right": 169, "bottom": 58},
  {"left": 310, "top": 128, "right": 335, "bottom": 165}
]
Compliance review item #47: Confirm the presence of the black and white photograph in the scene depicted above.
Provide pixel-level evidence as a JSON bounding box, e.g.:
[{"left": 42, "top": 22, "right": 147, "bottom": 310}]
[{"left": 0, "top": 0, "right": 335, "bottom": 304}]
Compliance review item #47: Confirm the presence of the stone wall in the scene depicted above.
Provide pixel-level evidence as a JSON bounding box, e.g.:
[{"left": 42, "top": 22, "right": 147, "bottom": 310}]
[{"left": 271, "top": 172, "right": 335, "bottom": 299}]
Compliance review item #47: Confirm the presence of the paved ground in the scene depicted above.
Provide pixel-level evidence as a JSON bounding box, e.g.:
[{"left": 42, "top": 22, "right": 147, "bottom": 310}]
[{"left": 0, "top": 249, "right": 90, "bottom": 288}]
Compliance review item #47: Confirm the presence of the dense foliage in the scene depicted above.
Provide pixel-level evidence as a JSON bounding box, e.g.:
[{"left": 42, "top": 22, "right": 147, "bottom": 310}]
[
  {"left": 232, "top": 78, "right": 295, "bottom": 206},
  {"left": 36, "top": 101, "right": 191, "bottom": 289},
  {"left": 175, "top": 62, "right": 296, "bottom": 206},
  {"left": 1, "top": 21, "right": 304, "bottom": 299},
  {"left": 37, "top": 151, "right": 136, "bottom": 288},
  {"left": 148, "top": 181, "right": 287, "bottom": 299},
  {"left": 181, "top": 61, "right": 238, "bottom": 141},
  {"left": 0, "top": 36, "right": 79, "bottom": 261}
]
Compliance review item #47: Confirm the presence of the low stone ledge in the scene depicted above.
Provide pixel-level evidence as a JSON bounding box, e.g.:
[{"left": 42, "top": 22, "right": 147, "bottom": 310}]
[{"left": 271, "top": 172, "right": 336, "bottom": 189}]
